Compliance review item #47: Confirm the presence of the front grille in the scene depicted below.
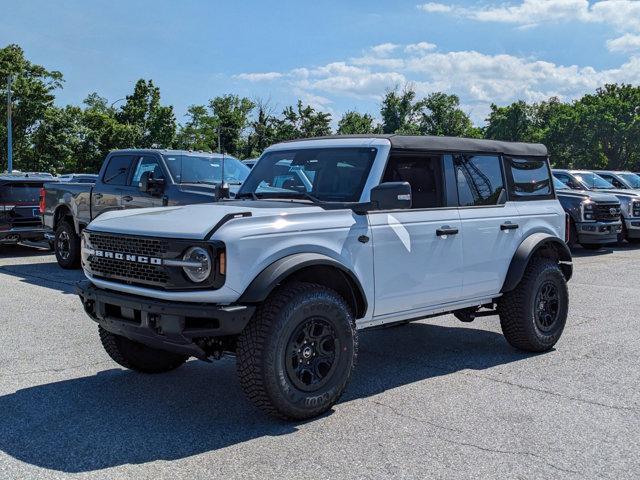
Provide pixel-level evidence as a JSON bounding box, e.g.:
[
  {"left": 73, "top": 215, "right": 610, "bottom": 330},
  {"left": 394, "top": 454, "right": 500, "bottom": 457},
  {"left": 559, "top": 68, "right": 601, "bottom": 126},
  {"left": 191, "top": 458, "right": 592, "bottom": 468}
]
[
  {"left": 594, "top": 203, "right": 621, "bottom": 222},
  {"left": 87, "top": 232, "right": 170, "bottom": 287}
]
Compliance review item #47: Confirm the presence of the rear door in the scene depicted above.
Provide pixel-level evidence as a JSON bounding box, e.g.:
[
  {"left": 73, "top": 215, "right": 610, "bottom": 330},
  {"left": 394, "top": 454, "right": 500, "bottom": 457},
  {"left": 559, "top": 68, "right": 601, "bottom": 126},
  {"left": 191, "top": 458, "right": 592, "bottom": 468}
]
[
  {"left": 92, "top": 154, "right": 134, "bottom": 219},
  {"left": 369, "top": 152, "right": 464, "bottom": 318},
  {"left": 454, "top": 154, "right": 522, "bottom": 298},
  {"left": 119, "top": 155, "right": 166, "bottom": 209}
]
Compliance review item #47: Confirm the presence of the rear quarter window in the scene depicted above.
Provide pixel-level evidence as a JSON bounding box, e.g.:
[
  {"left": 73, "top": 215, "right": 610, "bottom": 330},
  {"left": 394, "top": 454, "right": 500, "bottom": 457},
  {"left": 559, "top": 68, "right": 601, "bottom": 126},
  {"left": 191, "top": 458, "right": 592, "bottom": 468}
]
[{"left": 505, "top": 157, "right": 554, "bottom": 200}]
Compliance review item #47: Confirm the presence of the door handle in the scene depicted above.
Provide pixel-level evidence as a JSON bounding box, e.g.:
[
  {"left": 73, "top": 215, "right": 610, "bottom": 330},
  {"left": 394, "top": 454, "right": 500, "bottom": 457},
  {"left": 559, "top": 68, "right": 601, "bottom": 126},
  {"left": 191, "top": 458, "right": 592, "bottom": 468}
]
[
  {"left": 436, "top": 226, "right": 459, "bottom": 236},
  {"left": 500, "top": 223, "right": 519, "bottom": 230},
  {"left": 122, "top": 195, "right": 133, "bottom": 202}
]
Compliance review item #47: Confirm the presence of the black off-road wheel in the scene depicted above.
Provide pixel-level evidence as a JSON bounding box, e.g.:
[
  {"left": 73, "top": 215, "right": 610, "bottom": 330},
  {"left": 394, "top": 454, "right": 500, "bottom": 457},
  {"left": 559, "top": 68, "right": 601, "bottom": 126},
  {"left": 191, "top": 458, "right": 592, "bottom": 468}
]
[
  {"left": 54, "top": 220, "right": 81, "bottom": 269},
  {"left": 99, "top": 327, "right": 188, "bottom": 373},
  {"left": 498, "top": 258, "right": 569, "bottom": 352},
  {"left": 237, "top": 282, "right": 357, "bottom": 420}
]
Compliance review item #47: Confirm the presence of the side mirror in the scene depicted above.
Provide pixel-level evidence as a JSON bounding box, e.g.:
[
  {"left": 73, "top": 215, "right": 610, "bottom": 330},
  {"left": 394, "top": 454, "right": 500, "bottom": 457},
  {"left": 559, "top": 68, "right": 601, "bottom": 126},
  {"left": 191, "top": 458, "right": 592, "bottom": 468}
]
[
  {"left": 139, "top": 171, "right": 165, "bottom": 195},
  {"left": 370, "top": 182, "right": 412, "bottom": 210}
]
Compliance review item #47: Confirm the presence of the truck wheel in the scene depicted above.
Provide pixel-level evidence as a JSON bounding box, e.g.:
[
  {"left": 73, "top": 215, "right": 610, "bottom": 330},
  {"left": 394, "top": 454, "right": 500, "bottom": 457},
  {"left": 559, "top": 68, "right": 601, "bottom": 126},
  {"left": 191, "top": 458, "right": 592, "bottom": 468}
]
[
  {"left": 498, "top": 258, "right": 568, "bottom": 352},
  {"left": 99, "top": 326, "right": 188, "bottom": 373},
  {"left": 566, "top": 219, "right": 578, "bottom": 249},
  {"left": 237, "top": 282, "right": 357, "bottom": 420},
  {"left": 54, "top": 220, "right": 81, "bottom": 269}
]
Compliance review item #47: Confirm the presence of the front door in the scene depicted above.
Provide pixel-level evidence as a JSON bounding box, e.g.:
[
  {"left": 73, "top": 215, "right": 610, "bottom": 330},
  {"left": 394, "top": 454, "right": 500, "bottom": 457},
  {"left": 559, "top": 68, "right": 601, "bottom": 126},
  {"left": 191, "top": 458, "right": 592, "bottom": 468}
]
[
  {"left": 92, "top": 154, "right": 134, "bottom": 219},
  {"left": 369, "top": 152, "right": 464, "bottom": 318},
  {"left": 120, "top": 155, "right": 166, "bottom": 209}
]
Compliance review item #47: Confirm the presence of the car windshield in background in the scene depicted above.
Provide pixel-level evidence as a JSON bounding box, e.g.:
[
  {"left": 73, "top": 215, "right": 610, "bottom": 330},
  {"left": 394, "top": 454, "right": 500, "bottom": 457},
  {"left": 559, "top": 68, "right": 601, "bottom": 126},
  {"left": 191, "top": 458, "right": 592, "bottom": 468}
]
[
  {"left": 553, "top": 177, "right": 570, "bottom": 190},
  {"left": 238, "top": 147, "right": 377, "bottom": 203},
  {"left": 618, "top": 173, "right": 640, "bottom": 189},
  {"left": 164, "top": 155, "right": 250, "bottom": 185},
  {"left": 0, "top": 183, "right": 41, "bottom": 204},
  {"left": 574, "top": 172, "right": 614, "bottom": 190}
]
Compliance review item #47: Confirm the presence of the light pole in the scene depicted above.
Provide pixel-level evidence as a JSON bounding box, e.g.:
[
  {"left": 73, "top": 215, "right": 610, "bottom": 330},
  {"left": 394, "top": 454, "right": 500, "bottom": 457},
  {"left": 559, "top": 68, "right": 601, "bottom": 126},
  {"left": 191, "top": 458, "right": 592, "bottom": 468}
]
[{"left": 6, "top": 74, "right": 13, "bottom": 174}]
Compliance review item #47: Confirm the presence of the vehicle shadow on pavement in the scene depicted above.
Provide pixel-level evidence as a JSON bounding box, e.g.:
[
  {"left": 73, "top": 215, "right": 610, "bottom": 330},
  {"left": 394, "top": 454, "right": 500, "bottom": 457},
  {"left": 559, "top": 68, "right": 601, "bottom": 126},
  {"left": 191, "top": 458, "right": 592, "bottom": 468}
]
[
  {"left": 0, "top": 321, "right": 531, "bottom": 473},
  {"left": 0, "top": 260, "right": 83, "bottom": 294}
]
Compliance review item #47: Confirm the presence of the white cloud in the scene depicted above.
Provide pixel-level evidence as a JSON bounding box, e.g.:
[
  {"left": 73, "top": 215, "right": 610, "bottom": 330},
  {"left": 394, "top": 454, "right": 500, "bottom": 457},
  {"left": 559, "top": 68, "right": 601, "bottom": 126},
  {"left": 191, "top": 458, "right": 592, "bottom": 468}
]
[
  {"left": 405, "top": 42, "right": 437, "bottom": 54},
  {"left": 370, "top": 43, "right": 400, "bottom": 56},
  {"left": 417, "top": 2, "right": 452, "bottom": 13},
  {"left": 233, "top": 40, "right": 640, "bottom": 123},
  {"left": 416, "top": 1, "right": 640, "bottom": 31},
  {"left": 607, "top": 34, "right": 640, "bottom": 52},
  {"left": 233, "top": 72, "right": 283, "bottom": 82}
]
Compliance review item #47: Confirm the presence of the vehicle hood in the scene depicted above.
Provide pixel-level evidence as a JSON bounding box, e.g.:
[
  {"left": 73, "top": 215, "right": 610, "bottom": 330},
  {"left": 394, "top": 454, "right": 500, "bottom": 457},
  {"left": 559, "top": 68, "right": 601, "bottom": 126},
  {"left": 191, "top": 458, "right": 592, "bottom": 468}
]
[
  {"left": 556, "top": 190, "right": 620, "bottom": 203},
  {"left": 591, "top": 188, "right": 640, "bottom": 199},
  {"left": 87, "top": 201, "right": 324, "bottom": 239}
]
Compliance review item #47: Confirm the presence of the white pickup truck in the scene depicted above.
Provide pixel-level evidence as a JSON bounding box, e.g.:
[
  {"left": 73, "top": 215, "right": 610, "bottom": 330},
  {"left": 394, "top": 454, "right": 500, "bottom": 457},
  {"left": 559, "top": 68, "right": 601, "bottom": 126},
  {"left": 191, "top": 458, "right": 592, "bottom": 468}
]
[{"left": 77, "top": 135, "right": 572, "bottom": 419}]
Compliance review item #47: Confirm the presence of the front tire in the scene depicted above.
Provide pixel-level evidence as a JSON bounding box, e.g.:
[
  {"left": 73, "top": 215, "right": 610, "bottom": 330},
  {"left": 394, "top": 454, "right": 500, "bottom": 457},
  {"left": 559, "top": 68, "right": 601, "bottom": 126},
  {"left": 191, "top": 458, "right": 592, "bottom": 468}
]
[
  {"left": 54, "top": 220, "right": 81, "bottom": 269},
  {"left": 237, "top": 282, "right": 357, "bottom": 420},
  {"left": 498, "top": 258, "right": 568, "bottom": 352},
  {"left": 99, "top": 327, "right": 188, "bottom": 373}
]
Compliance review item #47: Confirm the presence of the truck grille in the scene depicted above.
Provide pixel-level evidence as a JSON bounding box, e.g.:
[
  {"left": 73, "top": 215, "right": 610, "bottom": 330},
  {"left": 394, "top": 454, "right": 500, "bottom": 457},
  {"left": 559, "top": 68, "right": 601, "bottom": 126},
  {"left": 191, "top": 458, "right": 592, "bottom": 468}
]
[
  {"left": 86, "top": 232, "right": 170, "bottom": 287},
  {"left": 594, "top": 203, "right": 621, "bottom": 222}
]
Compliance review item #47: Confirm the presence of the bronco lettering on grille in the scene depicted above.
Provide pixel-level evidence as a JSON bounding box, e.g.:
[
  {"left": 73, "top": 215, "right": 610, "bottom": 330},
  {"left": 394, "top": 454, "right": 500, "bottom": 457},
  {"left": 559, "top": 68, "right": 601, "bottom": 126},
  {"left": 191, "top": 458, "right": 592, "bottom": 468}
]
[{"left": 92, "top": 249, "right": 162, "bottom": 265}]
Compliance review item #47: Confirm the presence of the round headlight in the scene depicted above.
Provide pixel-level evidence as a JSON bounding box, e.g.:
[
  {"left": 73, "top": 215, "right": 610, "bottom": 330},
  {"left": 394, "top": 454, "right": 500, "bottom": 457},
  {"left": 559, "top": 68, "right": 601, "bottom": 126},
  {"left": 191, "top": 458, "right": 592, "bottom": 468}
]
[{"left": 182, "top": 247, "right": 212, "bottom": 283}]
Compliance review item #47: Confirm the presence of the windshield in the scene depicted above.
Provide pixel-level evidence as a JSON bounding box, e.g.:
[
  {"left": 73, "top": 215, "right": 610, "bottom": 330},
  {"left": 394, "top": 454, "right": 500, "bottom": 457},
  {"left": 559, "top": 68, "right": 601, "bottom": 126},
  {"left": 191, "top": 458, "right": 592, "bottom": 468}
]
[
  {"left": 238, "top": 147, "right": 377, "bottom": 203},
  {"left": 553, "top": 177, "right": 570, "bottom": 190},
  {"left": 618, "top": 173, "right": 640, "bottom": 189},
  {"left": 0, "top": 183, "right": 42, "bottom": 204},
  {"left": 164, "top": 154, "right": 250, "bottom": 185},
  {"left": 573, "top": 172, "right": 614, "bottom": 190}
]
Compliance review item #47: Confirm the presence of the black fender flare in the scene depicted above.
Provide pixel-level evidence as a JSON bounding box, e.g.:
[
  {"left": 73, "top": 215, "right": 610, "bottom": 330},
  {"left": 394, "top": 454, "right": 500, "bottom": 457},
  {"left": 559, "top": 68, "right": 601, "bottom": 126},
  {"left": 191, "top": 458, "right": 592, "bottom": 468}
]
[
  {"left": 501, "top": 233, "right": 572, "bottom": 293},
  {"left": 238, "top": 253, "right": 367, "bottom": 316}
]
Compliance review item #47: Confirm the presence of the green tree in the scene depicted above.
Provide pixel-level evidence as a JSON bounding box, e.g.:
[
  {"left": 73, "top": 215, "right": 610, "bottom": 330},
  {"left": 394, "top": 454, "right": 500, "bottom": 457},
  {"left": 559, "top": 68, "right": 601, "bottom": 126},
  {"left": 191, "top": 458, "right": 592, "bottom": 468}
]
[
  {"left": 337, "top": 111, "right": 380, "bottom": 134},
  {"left": 0, "top": 44, "right": 63, "bottom": 171},
  {"left": 379, "top": 87, "right": 420, "bottom": 134},
  {"left": 244, "top": 102, "right": 278, "bottom": 158},
  {"left": 416, "top": 92, "right": 478, "bottom": 137},
  {"left": 484, "top": 100, "right": 537, "bottom": 142},
  {"left": 117, "top": 79, "right": 176, "bottom": 148},
  {"left": 273, "top": 100, "right": 332, "bottom": 142}
]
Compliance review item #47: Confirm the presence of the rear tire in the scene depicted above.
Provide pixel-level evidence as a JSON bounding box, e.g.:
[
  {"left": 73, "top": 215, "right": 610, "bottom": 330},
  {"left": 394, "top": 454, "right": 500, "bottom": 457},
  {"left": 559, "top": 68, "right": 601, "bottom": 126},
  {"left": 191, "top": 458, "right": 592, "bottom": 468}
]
[
  {"left": 237, "top": 282, "right": 357, "bottom": 420},
  {"left": 99, "top": 327, "right": 188, "bottom": 373},
  {"left": 54, "top": 220, "right": 81, "bottom": 269},
  {"left": 498, "top": 258, "right": 568, "bottom": 352}
]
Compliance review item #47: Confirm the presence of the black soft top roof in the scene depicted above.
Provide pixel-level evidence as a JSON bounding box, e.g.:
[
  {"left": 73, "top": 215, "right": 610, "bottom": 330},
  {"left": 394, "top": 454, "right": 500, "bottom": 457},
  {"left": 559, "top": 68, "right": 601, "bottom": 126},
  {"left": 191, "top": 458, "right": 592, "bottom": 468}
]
[{"left": 286, "top": 134, "right": 548, "bottom": 157}]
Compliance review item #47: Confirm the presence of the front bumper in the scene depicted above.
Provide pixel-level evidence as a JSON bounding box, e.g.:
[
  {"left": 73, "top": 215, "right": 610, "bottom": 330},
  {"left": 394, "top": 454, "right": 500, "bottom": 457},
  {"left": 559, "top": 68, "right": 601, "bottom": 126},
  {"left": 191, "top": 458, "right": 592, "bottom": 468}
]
[
  {"left": 0, "top": 226, "right": 49, "bottom": 244},
  {"left": 77, "top": 280, "right": 255, "bottom": 359},
  {"left": 624, "top": 219, "right": 640, "bottom": 239},
  {"left": 576, "top": 221, "right": 621, "bottom": 244}
]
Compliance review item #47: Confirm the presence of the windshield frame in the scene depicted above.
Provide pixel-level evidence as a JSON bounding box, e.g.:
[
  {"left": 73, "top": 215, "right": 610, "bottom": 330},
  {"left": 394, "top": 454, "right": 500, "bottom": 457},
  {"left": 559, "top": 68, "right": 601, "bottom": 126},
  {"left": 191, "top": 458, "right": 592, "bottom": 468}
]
[{"left": 237, "top": 146, "right": 378, "bottom": 204}]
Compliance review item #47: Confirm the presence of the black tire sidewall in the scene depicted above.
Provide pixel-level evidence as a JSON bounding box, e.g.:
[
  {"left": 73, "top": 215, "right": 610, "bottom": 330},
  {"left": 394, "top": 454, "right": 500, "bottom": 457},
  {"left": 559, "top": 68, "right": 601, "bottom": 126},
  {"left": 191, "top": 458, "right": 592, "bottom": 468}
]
[
  {"left": 523, "top": 264, "right": 569, "bottom": 348},
  {"left": 55, "top": 221, "right": 80, "bottom": 268},
  {"left": 265, "top": 289, "right": 355, "bottom": 418}
]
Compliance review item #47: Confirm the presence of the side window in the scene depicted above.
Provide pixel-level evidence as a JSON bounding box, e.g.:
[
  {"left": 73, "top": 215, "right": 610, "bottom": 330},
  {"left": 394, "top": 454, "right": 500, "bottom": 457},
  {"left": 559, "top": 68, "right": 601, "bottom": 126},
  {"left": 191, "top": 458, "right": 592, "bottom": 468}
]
[
  {"left": 555, "top": 173, "right": 580, "bottom": 190},
  {"left": 103, "top": 155, "right": 133, "bottom": 186},
  {"left": 601, "top": 174, "right": 625, "bottom": 189},
  {"left": 454, "top": 155, "right": 504, "bottom": 207},
  {"left": 505, "top": 157, "right": 553, "bottom": 200},
  {"left": 130, "top": 156, "right": 164, "bottom": 185},
  {"left": 381, "top": 154, "right": 443, "bottom": 209}
]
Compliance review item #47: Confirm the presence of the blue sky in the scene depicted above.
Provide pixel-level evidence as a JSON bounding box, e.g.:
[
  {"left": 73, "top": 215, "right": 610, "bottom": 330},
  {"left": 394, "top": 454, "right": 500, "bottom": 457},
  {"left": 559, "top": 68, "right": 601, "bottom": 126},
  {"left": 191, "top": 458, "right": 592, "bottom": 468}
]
[{"left": 2, "top": 0, "right": 639, "bottom": 125}]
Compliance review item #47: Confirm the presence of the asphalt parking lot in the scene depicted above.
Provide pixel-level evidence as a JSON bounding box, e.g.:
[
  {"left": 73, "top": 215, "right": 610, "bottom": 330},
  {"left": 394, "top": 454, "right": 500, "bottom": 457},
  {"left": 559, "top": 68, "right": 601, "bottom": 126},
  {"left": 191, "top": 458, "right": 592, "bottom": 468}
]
[{"left": 0, "top": 243, "right": 639, "bottom": 479}]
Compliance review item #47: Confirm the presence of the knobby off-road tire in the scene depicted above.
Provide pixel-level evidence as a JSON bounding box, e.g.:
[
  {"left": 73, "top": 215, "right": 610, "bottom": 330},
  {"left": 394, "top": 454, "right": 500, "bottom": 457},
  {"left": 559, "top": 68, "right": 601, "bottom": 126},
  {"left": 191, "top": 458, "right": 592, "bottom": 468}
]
[
  {"left": 54, "top": 220, "right": 81, "bottom": 269},
  {"left": 236, "top": 282, "right": 357, "bottom": 420},
  {"left": 99, "top": 327, "right": 188, "bottom": 373},
  {"left": 498, "top": 258, "right": 569, "bottom": 352}
]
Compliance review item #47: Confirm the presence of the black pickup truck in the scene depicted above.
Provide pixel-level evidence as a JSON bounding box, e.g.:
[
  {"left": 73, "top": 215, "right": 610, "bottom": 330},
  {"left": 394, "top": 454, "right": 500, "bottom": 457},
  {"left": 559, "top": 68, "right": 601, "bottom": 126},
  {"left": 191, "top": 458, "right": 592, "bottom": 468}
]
[
  {"left": 43, "top": 149, "right": 249, "bottom": 268},
  {"left": 0, "top": 174, "right": 55, "bottom": 247}
]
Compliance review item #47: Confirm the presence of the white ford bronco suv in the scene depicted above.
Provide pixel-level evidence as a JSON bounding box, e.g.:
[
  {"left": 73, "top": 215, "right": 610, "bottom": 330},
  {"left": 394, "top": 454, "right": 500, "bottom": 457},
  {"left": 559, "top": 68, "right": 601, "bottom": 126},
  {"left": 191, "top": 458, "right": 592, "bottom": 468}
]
[{"left": 77, "top": 135, "right": 572, "bottom": 419}]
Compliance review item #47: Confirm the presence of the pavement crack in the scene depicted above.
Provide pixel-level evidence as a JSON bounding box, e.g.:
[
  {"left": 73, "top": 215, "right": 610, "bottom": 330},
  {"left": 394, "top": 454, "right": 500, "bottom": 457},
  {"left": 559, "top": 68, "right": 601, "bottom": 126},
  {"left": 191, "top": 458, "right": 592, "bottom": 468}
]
[
  {"left": 3, "top": 360, "right": 110, "bottom": 377},
  {"left": 367, "top": 398, "right": 465, "bottom": 434}
]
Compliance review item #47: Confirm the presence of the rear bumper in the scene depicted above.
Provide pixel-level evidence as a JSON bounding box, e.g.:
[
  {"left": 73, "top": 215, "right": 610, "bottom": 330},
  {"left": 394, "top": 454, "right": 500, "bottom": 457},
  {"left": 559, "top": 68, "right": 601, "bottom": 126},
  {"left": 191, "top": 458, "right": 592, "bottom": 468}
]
[
  {"left": 0, "top": 226, "right": 48, "bottom": 244},
  {"left": 76, "top": 280, "right": 255, "bottom": 359},
  {"left": 576, "top": 221, "right": 621, "bottom": 244}
]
